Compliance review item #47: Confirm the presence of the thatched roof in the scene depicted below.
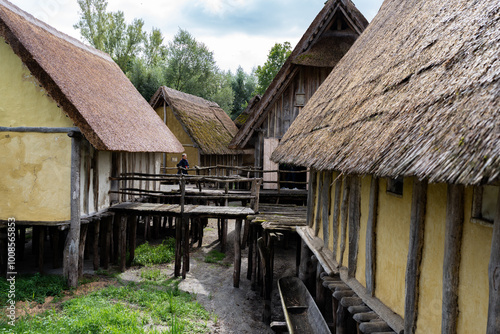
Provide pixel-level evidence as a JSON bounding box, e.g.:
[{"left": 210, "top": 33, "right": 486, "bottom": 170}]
[
  {"left": 150, "top": 86, "right": 242, "bottom": 155},
  {"left": 272, "top": 0, "right": 500, "bottom": 186},
  {"left": 0, "top": 0, "right": 183, "bottom": 153},
  {"left": 229, "top": 0, "right": 368, "bottom": 149},
  {"left": 234, "top": 95, "right": 261, "bottom": 128}
]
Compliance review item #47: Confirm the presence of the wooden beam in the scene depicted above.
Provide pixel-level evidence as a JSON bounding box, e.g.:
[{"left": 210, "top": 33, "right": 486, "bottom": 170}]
[
  {"left": 442, "top": 184, "right": 464, "bottom": 334},
  {"left": 366, "top": 176, "right": 379, "bottom": 295},
  {"left": 233, "top": 218, "right": 242, "bottom": 288},
  {"left": 339, "top": 176, "right": 351, "bottom": 266},
  {"left": 487, "top": 187, "right": 500, "bottom": 334},
  {"left": 322, "top": 172, "right": 332, "bottom": 247},
  {"left": 315, "top": 172, "right": 324, "bottom": 236},
  {"left": 332, "top": 175, "right": 342, "bottom": 260},
  {"left": 404, "top": 178, "right": 428, "bottom": 334},
  {"left": 307, "top": 170, "right": 317, "bottom": 228},
  {"left": 64, "top": 131, "right": 82, "bottom": 288},
  {"left": 348, "top": 176, "right": 361, "bottom": 277}
]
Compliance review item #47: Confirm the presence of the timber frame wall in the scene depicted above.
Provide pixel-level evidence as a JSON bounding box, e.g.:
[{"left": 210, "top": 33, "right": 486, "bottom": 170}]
[{"left": 299, "top": 169, "right": 499, "bottom": 333}]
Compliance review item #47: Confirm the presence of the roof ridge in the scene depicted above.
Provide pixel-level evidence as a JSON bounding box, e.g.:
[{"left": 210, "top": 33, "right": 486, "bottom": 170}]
[{"left": 0, "top": 0, "right": 113, "bottom": 62}]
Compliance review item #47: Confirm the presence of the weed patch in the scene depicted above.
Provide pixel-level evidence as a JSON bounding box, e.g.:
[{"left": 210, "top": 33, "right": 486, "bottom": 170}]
[
  {"left": 204, "top": 250, "right": 226, "bottom": 264},
  {"left": 133, "top": 239, "right": 175, "bottom": 266}
]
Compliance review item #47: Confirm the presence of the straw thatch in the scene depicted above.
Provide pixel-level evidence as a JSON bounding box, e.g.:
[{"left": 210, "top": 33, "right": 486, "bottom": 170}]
[
  {"left": 229, "top": 0, "right": 368, "bottom": 149},
  {"left": 0, "top": 0, "right": 183, "bottom": 153},
  {"left": 272, "top": 0, "right": 500, "bottom": 186},
  {"left": 234, "top": 95, "right": 261, "bottom": 128},
  {"left": 150, "top": 86, "right": 242, "bottom": 155}
]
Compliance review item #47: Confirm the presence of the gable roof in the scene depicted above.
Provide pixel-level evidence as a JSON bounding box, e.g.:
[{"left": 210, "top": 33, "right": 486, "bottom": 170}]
[
  {"left": 0, "top": 0, "right": 183, "bottom": 153},
  {"left": 229, "top": 0, "right": 368, "bottom": 149},
  {"left": 272, "top": 0, "right": 500, "bottom": 186},
  {"left": 150, "top": 86, "right": 242, "bottom": 155}
]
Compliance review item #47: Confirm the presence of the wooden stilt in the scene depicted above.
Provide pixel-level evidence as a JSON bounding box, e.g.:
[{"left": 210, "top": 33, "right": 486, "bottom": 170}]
[
  {"left": 128, "top": 215, "right": 137, "bottom": 267},
  {"left": 182, "top": 217, "right": 190, "bottom": 278},
  {"left": 50, "top": 227, "right": 61, "bottom": 268},
  {"left": 197, "top": 218, "right": 204, "bottom": 248},
  {"left": 38, "top": 226, "right": 45, "bottom": 274},
  {"left": 174, "top": 217, "right": 182, "bottom": 277},
  {"left": 78, "top": 224, "right": 89, "bottom": 278},
  {"left": 234, "top": 218, "right": 242, "bottom": 288},
  {"left": 258, "top": 237, "right": 272, "bottom": 325},
  {"left": 242, "top": 219, "right": 250, "bottom": 249},
  {"left": 153, "top": 216, "right": 160, "bottom": 239},
  {"left": 93, "top": 220, "right": 100, "bottom": 270},
  {"left": 247, "top": 224, "right": 254, "bottom": 280},
  {"left": 32, "top": 226, "right": 39, "bottom": 255},
  {"left": 119, "top": 215, "right": 127, "bottom": 272},
  {"left": 316, "top": 262, "right": 326, "bottom": 310},
  {"left": 221, "top": 219, "right": 228, "bottom": 252}
]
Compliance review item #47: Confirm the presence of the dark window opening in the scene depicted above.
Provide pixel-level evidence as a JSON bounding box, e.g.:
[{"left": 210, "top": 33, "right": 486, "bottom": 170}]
[{"left": 387, "top": 177, "right": 404, "bottom": 196}]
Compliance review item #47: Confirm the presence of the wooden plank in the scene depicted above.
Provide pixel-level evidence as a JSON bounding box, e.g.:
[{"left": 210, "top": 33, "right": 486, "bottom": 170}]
[
  {"left": 404, "top": 178, "right": 428, "bottom": 334},
  {"left": 322, "top": 172, "right": 332, "bottom": 246},
  {"left": 78, "top": 224, "right": 89, "bottom": 278},
  {"left": 487, "top": 187, "right": 500, "bottom": 334},
  {"left": 332, "top": 175, "right": 342, "bottom": 260},
  {"left": 442, "top": 184, "right": 464, "bottom": 334},
  {"left": 366, "top": 176, "right": 379, "bottom": 296},
  {"left": 339, "top": 176, "right": 351, "bottom": 266},
  {"left": 307, "top": 169, "right": 317, "bottom": 228},
  {"left": 315, "top": 171, "right": 324, "bottom": 236},
  {"left": 233, "top": 218, "right": 242, "bottom": 288},
  {"left": 64, "top": 132, "right": 82, "bottom": 288},
  {"left": 348, "top": 176, "right": 361, "bottom": 277},
  {"left": 93, "top": 220, "right": 100, "bottom": 270}
]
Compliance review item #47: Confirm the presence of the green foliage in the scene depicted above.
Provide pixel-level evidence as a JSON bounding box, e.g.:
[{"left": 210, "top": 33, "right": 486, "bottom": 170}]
[
  {"left": 140, "top": 268, "right": 164, "bottom": 281},
  {"left": 127, "top": 58, "right": 164, "bottom": 101},
  {"left": 0, "top": 280, "right": 214, "bottom": 333},
  {"left": 204, "top": 250, "right": 226, "bottom": 264},
  {"left": 254, "top": 42, "right": 292, "bottom": 96},
  {"left": 133, "top": 239, "right": 175, "bottom": 266},
  {"left": 231, "top": 66, "right": 257, "bottom": 119},
  {"left": 0, "top": 273, "right": 68, "bottom": 304}
]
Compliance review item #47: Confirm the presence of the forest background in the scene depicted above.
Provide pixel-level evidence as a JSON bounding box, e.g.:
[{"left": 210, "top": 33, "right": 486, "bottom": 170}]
[{"left": 74, "top": 0, "right": 292, "bottom": 119}]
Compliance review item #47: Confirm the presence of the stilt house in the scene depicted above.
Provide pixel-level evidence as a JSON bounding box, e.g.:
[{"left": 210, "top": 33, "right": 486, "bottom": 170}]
[
  {"left": 272, "top": 0, "right": 499, "bottom": 333},
  {"left": 150, "top": 86, "right": 245, "bottom": 173},
  {"left": 229, "top": 0, "right": 368, "bottom": 188},
  {"left": 0, "top": 0, "right": 183, "bottom": 277}
]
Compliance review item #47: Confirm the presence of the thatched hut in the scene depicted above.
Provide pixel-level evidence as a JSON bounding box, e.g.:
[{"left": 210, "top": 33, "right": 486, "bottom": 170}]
[
  {"left": 150, "top": 86, "right": 246, "bottom": 173},
  {"left": 229, "top": 0, "right": 368, "bottom": 188},
  {"left": 0, "top": 0, "right": 183, "bottom": 281},
  {"left": 272, "top": 0, "right": 499, "bottom": 332}
]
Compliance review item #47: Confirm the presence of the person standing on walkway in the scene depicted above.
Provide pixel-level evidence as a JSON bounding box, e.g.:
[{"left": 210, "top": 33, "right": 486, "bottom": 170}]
[{"left": 177, "top": 153, "right": 189, "bottom": 174}]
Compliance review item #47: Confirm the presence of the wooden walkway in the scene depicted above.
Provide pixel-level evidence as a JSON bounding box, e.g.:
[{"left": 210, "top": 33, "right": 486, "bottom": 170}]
[{"left": 110, "top": 202, "right": 254, "bottom": 287}]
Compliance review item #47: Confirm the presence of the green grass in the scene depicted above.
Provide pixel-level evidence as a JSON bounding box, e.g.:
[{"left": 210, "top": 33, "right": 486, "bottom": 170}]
[
  {"left": 133, "top": 239, "right": 176, "bottom": 266},
  {"left": 140, "top": 268, "right": 164, "bottom": 281},
  {"left": 0, "top": 279, "right": 214, "bottom": 333},
  {"left": 0, "top": 273, "right": 68, "bottom": 304},
  {"left": 204, "top": 250, "right": 226, "bottom": 264}
]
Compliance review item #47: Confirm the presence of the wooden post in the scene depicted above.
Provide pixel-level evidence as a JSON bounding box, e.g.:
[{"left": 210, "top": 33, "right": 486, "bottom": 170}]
[
  {"left": 78, "top": 223, "right": 89, "bottom": 278},
  {"left": 348, "top": 176, "right": 361, "bottom": 277},
  {"left": 182, "top": 217, "right": 190, "bottom": 279},
  {"left": 316, "top": 262, "right": 326, "bottom": 310},
  {"left": 258, "top": 237, "right": 272, "bottom": 325},
  {"left": 332, "top": 176, "right": 342, "bottom": 260},
  {"left": 487, "top": 187, "right": 500, "bottom": 334},
  {"left": 442, "top": 184, "right": 464, "bottom": 334},
  {"left": 38, "top": 226, "right": 45, "bottom": 274},
  {"left": 49, "top": 227, "right": 60, "bottom": 268},
  {"left": 221, "top": 219, "right": 228, "bottom": 252},
  {"left": 247, "top": 223, "right": 254, "bottom": 280},
  {"left": 128, "top": 215, "right": 138, "bottom": 266},
  {"left": 314, "top": 172, "right": 324, "bottom": 236},
  {"left": 234, "top": 218, "right": 242, "bottom": 287},
  {"left": 322, "top": 172, "right": 332, "bottom": 247},
  {"left": 119, "top": 215, "right": 127, "bottom": 272},
  {"left": 365, "top": 176, "right": 379, "bottom": 296},
  {"left": 174, "top": 217, "right": 182, "bottom": 277},
  {"left": 307, "top": 170, "right": 317, "bottom": 227},
  {"left": 404, "top": 178, "right": 427, "bottom": 334},
  {"left": 64, "top": 131, "right": 82, "bottom": 288},
  {"left": 93, "top": 219, "right": 100, "bottom": 270},
  {"left": 339, "top": 176, "right": 351, "bottom": 266}
]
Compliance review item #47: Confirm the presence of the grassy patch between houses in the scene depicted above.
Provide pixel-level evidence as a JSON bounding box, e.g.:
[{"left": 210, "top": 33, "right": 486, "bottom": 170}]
[
  {"left": 0, "top": 273, "right": 68, "bottom": 305},
  {"left": 0, "top": 278, "right": 214, "bottom": 333},
  {"left": 133, "top": 239, "right": 176, "bottom": 266},
  {"left": 204, "top": 250, "right": 226, "bottom": 264}
]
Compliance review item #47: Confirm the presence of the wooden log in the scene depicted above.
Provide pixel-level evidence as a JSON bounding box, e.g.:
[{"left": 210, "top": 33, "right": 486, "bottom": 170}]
[
  {"left": 306, "top": 169, "right": 317, "bottom": 227},
  {"left": 198, "top": 218, "right": 205, "bottom": 248},
  {"left": 359, "top": 321, "right": 392, "bottom": 333},
  {"left": 333, "top": 289, "right": 356, "bottom": 300},
  {"left": 366, "top": 176, "right": 379, "bottom": 296},
  {"left": 314, "top": 172, "right": 324, "bottom": 236},
  {"left": 221, "top": 219, "right": 228, "bottom": 252},
  {"left": 404, "top": 178, "right": 428, "bottom": 334},
  {"left": 349, "top": 305, "right": 372, "bottom": 315},
  {"left": 153, "top": 216, "right": 160, "bottom": 239},
  {"left": 332, "top": 176, "right": 342, "bottom": 260},
  {"left": 127, "top": 215, "right": 138, "bottom": 266},
  {"left": 182, "top": 217, "right": 190, "bottom": 279},
  {"left": 339, "top": 176, "right": 351, "bottom": 266},
  {"left": 50, "top": 227, "right": 60, "bottom": 269},
  {"left": 340, "top": 296, "right": 363, "bottom": 308},
  {"left": 78, "top": 224, "right": 89, "bottom": 278},
  {"left": 348, "top": 176, "right": 361, "bottom": 277},
  {"left": 257, "top": 237, "right": 272, "bottom": 325},
  {"left": 38, "top": 226, "right": 45, "bottom": 274},
  {"left": 64, "top": 131, "right": 82, "bottom": 288},
  {"left": 233, "top": 218, "right": 242, "bottom": 288},
  {"left": 316, "top": 261, "right": 326, "bottom": 310},
  {"left": 442, "top": 184, "right": 464, "bottom": 334},
  {"left": 487, "top": 187, "right": 500, "bottom": 334},
  {"left": 174, "top": 217, "right": 182, "bottom": 277},
  {"left": 242, "top": 219, "right": 249, "bottom": 249},
  {"left": 322, "top": 172, "right": 332, "bottom": 247},
  {"left": 247, "top": 223, "right": 254, "bottom": 280},
  {"left": 119, "top": 215, "right": 127, "bottom": 272},
  {"left": 93, "top": 220, "right": 100, "bottom": 270},
  {"left": 353, "top": 311, "right": 379, "bottom": 322},
  {"left": 251, "top": 225, "right": 259, "bottom": 290}
]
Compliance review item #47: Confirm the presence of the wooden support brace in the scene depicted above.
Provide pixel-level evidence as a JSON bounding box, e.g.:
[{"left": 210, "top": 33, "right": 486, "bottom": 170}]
[{"left": 233, "top": 218, "right": 242, "bottom": 288}]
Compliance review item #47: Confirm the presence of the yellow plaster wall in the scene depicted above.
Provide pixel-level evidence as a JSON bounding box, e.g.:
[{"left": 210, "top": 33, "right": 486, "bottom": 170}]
[
  {"left": 0, "top": 37, "right": 73, "bottom": 128},
  {"left": 0, "top": 132, "right": 71, "bottom": 221},
  {"left": 416, "top": 183, "right": 446, "bottom": 333},
  {"left": 155, "top": 106, "right": 199, "bottom": 170},
  {"left": 457, "top": 186, "right": 491, "bottom": 334},
  {"left": 355, "top": 175, "right": 371, "bottom": 287},
  {"left": 375, "top": 177, "right": 413, "bottom": 317}
]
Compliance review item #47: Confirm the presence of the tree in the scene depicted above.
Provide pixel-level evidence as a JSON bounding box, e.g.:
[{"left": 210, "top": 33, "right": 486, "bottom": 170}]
[
  {"left": 231, "top": 66, "right": 256, "bottom": 119},
  {"left": 254, "top": 42, "right": 292, "bottom": 96},
  {"left": 208, "top": 70, "right": 234, "bottom": 115},
  {"left": 74, "top": 0, "right": 145, "bottom": 73},
  {"left": 127, "top": 58, "right": 163, "bottom": 101}
]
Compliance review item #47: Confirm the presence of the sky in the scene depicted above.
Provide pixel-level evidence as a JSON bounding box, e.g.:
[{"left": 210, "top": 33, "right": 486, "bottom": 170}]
[{"left": 9, "top": 0, "right": 384, "bottom": 73}]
